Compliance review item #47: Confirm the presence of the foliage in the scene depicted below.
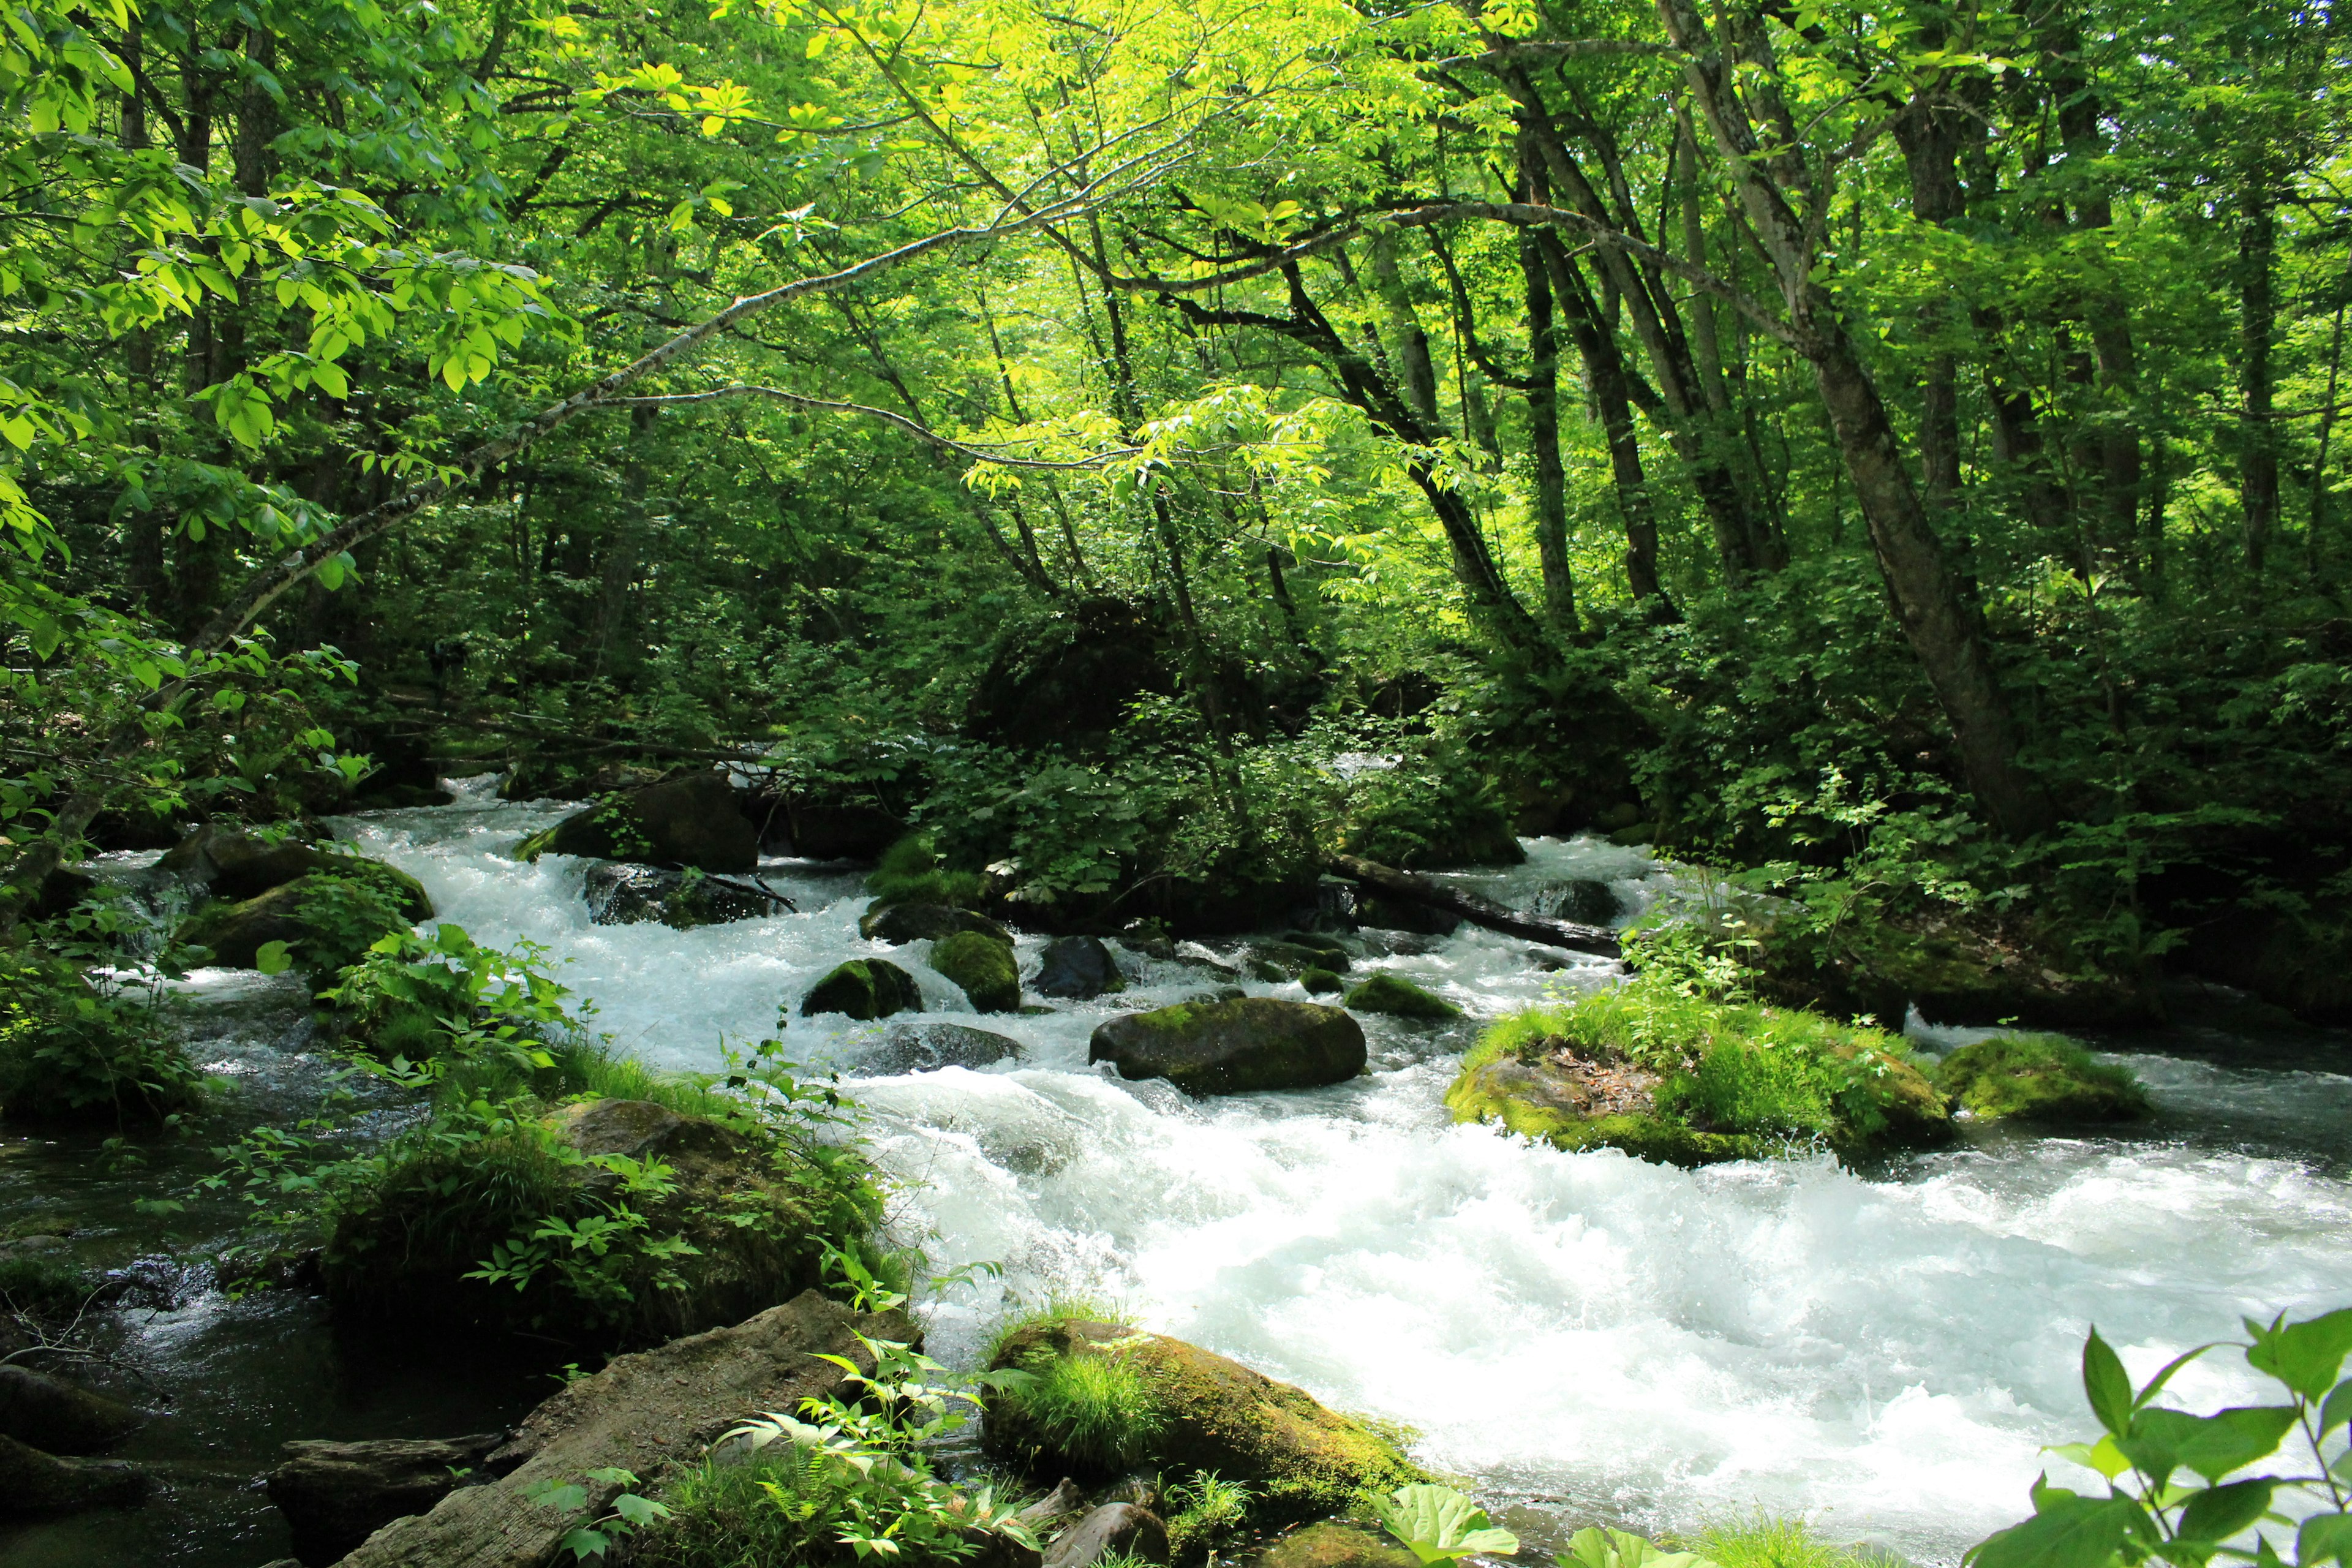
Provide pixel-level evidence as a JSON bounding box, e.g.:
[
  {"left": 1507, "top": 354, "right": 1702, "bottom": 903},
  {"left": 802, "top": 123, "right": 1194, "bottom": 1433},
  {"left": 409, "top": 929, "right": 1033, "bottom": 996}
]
[
  {"left": 0, "top": 948, "right": 203, "bottom": 1125},
  {"left": 1166, "top": 1471, "right": 1256, "bottom": 1563},
  {"left": 1691, "top": 1515, "right": 1878, "bottom": 1568},
  {"left": 1966, "top": 1308, "right": 2352, "bottom": 1568},
  {"left": 1337, "top": 747, "right": 1525, "bottom": 870},
  {"left": 1934, "top": 1036, "right": 2155, "bottom": 1123},
  {"left": 868, "top": 834, "right": 984, "bottom": 911},
  {"left": 1559, "top": 1528, "right": 1716, "bottom": 1568},
  {"left": 1372, "top": 1483, "right": 1521, "bottom": 1568},
  {"left": 995, "top": 1332, "right": 1167, "bottom": 1473}
]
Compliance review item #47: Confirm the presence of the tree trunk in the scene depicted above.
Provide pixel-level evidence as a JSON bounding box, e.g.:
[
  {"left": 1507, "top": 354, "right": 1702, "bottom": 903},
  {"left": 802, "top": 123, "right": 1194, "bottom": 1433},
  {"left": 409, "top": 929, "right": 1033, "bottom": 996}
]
[
  {"left": 1518, "top": 231, "right": 1579, "bottom": 631},
  {"left": 2240, "top": 187, "right": 2280, "bottom": 575}
]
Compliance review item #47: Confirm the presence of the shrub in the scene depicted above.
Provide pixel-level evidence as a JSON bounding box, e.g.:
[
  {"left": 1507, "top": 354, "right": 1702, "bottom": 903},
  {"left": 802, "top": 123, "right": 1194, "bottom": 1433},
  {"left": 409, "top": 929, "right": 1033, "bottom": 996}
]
[
  {"left": 0, "top": 949, "right": 203, "bottom": 1126},
  {"left": 1931, "top": 1034, "right": 2152, "bottom": 1123},
  {"left": 999, "top": 1338, "right": 1166, "bottom": 1472},
  {"left": 869, "top": 832, "right": 984, "bottom": 909},
  {"left": 1338, "top": 750, "right": 1525, "bottom": 870}
]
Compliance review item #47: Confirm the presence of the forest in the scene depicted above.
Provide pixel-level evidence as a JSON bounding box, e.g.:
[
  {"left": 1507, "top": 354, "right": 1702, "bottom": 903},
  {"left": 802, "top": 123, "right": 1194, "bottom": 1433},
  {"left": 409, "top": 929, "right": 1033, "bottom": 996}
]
[{"left": 2, "top": 0, "right": 2351, "bottom": 1558}]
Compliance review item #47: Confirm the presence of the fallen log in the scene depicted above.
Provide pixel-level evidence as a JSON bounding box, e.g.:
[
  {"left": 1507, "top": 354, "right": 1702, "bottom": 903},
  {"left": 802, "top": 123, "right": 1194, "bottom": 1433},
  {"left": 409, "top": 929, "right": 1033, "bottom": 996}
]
[{"left": 1323, "top": 853, "right": 1622, "bottom": 960}]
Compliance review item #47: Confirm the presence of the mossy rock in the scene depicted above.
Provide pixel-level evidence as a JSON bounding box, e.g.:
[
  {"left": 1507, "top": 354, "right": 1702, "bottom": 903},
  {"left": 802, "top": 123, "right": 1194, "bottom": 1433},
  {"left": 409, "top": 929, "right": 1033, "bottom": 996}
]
[
  {"left": 514, "top": 774, "right": 757, "bottom": 873},
  {"left": 586, "top": 864, "right": 776, "bottom": 930},
  {"left": 1254, "top": 941, "right": 1352, "bottom": 979},
  {"left": 801, "top": 959, "right": 924, "bottom": 1020},
  {"left": 1932, "top": 1033, "right": 2152, "bottom": 1123},
  {"left": 1253, "top": 1523, "right": 1419, "bottom": 1568},
  {"left": 1343, "top": 973, "right": 1460, "bottom": 1020},
  {"left": 858, "top": 902, "right": 1011, "bottom": 944},
  {"left": 176, "top": 873, "right": 415, "bottom": 971},
  {"left": 986, "top": 1317, "right": 1424, "bottom": 1526},
  {"left": 1751, "top": 904, "right": 2153, "bottom": 1030},
  {"left": 1299, "top": 968, "right": 1344, "bottom": 997},
  {"left": 1445, "top": 1050, "right": 1762, "bottom": 1165},
  {"left": 1090, "top": 999, "right": 1365, "bottom": 1094},
  {"left": 932, "top": 930, "right": 1021, "bottom": 1013},
  {"left": 160, "top": 826, "right": 434, "bottom": 920}
]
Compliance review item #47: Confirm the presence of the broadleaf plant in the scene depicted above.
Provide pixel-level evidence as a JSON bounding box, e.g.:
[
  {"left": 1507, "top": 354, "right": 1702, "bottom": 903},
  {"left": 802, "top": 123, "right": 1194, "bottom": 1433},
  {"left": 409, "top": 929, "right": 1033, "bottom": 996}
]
[{"left": 1373, "top": 1483, "right": 1522, "bottom": 1567}]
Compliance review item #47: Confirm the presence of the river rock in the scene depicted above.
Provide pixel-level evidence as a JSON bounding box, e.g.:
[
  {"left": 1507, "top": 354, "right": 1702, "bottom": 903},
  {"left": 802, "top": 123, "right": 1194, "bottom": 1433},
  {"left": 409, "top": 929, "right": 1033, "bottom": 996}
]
[
  {"left": 514, "top": 772, "right": 758, "bottom": 873},
  {"left": 802, "top": 959, "right": 925, "bottom": 1020},
  {"left": 1042, "top": 1502, "right": 1171, "bottom": 1568},
  {"left": 176, "top": 873, "right": 416, "bottom": 970},
  {"left": 986, "top": 1317, "right": 1419, "bottom": 1525},
  {"left": 584, "top": 862, "right": 780, "bottom": 929},
  {"left": 860, "top": 902, "right": 1012, "bottom": 944},
  {"left": 934, "top": 930, "right": 1021, "bottom": 1013},
  {"left": 1536, "top": 879, "right": 1620, "bottom": 927},
  {"left": 863, "top": 1022, "right": 1027, "bottom": 1074},
  {"left": 1033, "top": 936, "right": 1125, "bottom": 999},
  {"left": 1932, "top": 1034, "right": 2152, "bottom": 1122},
  {"left": 1089, "top": 999, "right": 1365, "bottom": 1094},
  {"left": 160, "top": 826, "right": 434, "bottom": 919},
  {"left": 1259, "top": 1523, "right": 1419, "bottom": 1568},
  {"left": 0, "top": 1431, "right": 150, "bottom": 1513},
  {"left": 1299, "top": 967, "right": 1344, "bottom": 997},
  {"left": 1253, "top": 940, "right": 1351, "bottom": 978},
  {"left": 335, "top": 1291, "right": 913, "bottom": 1568},
  {"left": 1342, "top": 972, "right": 1460, "bottom": 1019},
  {"left": 0, "top": 1365, "right": 143, "bottom": 1454},
  {"left": 268, "top": 1433, "right": 503, "bottom": 1563}
]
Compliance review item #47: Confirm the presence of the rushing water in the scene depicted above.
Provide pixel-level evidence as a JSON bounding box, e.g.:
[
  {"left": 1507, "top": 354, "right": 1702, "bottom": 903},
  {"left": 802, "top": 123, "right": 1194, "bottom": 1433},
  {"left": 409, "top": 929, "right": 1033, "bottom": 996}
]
[{"left": 9, "top": 780, "right": 2352, "bottom": 1567}]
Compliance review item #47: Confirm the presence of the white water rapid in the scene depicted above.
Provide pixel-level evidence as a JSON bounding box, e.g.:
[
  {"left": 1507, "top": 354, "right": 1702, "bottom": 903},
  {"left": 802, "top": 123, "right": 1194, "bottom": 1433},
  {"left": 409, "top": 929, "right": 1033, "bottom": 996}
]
[{"left": 336, "top": 783, "right": 2352, "bottom": 1566}]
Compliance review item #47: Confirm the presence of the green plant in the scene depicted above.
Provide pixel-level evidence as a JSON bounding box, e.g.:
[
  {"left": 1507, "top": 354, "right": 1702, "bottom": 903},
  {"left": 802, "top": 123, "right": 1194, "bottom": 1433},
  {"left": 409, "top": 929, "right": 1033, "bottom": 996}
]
[
  {"left": 1372, "top": 1483, "right": 1520, "bottom": 1567},
  {"left": 0, "top": 949, "right": 205, "bottom": 1126},
  {"left": 1001, "top": 1333, "right": 1166, "bottom": 1472},
  {"left": 1692, "top": 1515, "right": 1874, "bottom": 1568},
  {"left": 523, "top": 1466, "right": 674, "bottom": 1562},
  {"left": 1967, "top": 1308, "right": 2352, "bottom": 1568},
  {"left": 1558, "top": 1530, "right": 1718, "bottom": 1568},
  {"left": 1166, "top": 1470, "right": 1254, "bottom": 1562},
  {"left": 1933, "top": 1036, "right": 2153, "bottom": 1123},
  {"left": 869, "top": 833, "right": 984, "bottom": 909}
]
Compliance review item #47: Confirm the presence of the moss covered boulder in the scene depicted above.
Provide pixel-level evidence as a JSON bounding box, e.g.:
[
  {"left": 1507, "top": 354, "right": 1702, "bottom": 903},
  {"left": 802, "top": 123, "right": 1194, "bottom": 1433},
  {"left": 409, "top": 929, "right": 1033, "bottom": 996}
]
[
  {"left": 859, "top": 902, "right": 1011, "bottom": 944},
  {"left": 177, "top": 870, "right": 420, "bottom": 971},
  {"left": 586, "top": 864, "right": 781, "bottom": 929},
  {"left": 161, "top": 825, "right": 434, "bottom": 918},
  {"left": 1343, "top": 973, "right": 1460, "bottom": 1020},
  {"left": 1447, "top": 986, "right": 1951, "bottom": 1166},
  {"left": 1300, "top": 968, "right": 1344, "bottom": 997},
  {"left": 802, "top": 959, "right": 924, "bottom": 1020},
  {"left": 1090, "top": 999, "right": 1365, "bottom": 1094},
  {"left": 986, "top": 1316, "right": 1422, "bottom": 1525},
  {"left": 1932, "top": 1034, "right": 2152, "bottom": 1122},
  {"left": 931, "top": 930, "right": 1022, "bottom": 1014},
  {"left": 514, "top": 773, "right": 758, "bottom": 873}
]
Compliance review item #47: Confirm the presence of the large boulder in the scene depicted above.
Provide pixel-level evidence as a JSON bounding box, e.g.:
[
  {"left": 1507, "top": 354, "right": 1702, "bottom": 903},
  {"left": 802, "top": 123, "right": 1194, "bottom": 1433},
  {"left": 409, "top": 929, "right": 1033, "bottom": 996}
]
[
  {"left": 0, "top": 1365, "right": 143, "bottom": 1453},
  {"left": 268, "top": 1433, "right": 504, "bottom": 1563},
  {"left": 785, "top": 802, "right": 905, "bottom": 861},
  {"left": 584, "top": 862, "right": 783, "bottom": 929},
  {"left": 860, "top": 902, "right": 1012, "bottom": 945},
  {"left": 161, "top": 825, "right": 434, "bottom": 919},
  {"left": 1033, "top": 936, "right": 1126, "bottom": 1000},
  {"left": 934, "top": 930, "right": 1021, "bottom": 1014},
  {"left": 861, "top": 1021, "right": 1027, "bottom": 1075},
  {"left": 1090, "top": 1000, "right": 1365, "bottom": 1094},
  {"left": 1257, "top": 1523, "right": 1418, "bottom": 1568},
  {"left": 986, "top": 1317, "right": 1420, "bottom": 1526},
  {"left": 176, "top": 873, "right": 417, "bottom": 970},
  {"left": 514, "top": 774, "right": 758, "bottom": 873},
  {"left": 0, "top": 1431, "right": 150, "bottom": 1514},
  {"left": 336, "top": 1292, "right": 912, "bottom": 1567},
  {"left": 802, "top": 959, "right": 925, "bottom": 1020}
]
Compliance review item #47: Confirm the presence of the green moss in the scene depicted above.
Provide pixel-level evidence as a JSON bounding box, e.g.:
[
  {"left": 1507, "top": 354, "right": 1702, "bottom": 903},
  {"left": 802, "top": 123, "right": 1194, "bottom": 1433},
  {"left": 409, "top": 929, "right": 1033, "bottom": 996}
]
[
  {"left": 868, "top": 832, "right": 985, "bottom": 909},
  {"left": 801, "top": 959, "right": 924, "bottom": 1020},
  {"left": 1343, "top": 972, "right": 1461, "bottom": 1020},
  {"left": 931, "top": 930, "right": 1020, "bottom": 1013},
  {"left": 1932, "top": 1033, "right": 2152, "bottom": 1122},
  {"left": 1300, "top": 967, "right": 1344, "bottom": 997},
  {"left": 1005, "top": 1341, "right": 1167, "bottom": 1472}
]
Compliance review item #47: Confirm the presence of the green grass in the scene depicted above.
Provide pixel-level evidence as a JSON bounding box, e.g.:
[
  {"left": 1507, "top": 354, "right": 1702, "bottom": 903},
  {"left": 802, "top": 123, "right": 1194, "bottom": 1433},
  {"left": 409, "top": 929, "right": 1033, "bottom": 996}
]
[
  {"left": 982, "top": 1296, "right": 1132, "bottom": 1363},
  {"left": 573, "top": 1050, "right": 749, "bottom": 1121},
  {"left": 1691, "top": 1513, "right": 1899, "bottom": 1568},
  {"left": 1931, "top": 1033, "right": 2153, "bottom": 1122},
  {"left": 869, "top": 832, "right": 985, "bottom": 909},
  {"left": 636, "top": 1444, "right": 868, "bottom": 1568},
  {"left": 1166, "top": 1470, "right": 1255, "bottom": 1563},
  {"left": 1003, "top": 1339, "right": 1166, "bottom": 1472}
]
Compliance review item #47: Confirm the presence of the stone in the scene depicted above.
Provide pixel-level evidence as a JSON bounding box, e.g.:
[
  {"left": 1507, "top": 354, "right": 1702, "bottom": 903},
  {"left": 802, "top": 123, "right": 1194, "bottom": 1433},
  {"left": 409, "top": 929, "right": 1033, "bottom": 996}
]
[
  {"left": 584, "top": 862, "right": 781, "bottom": 929},
  {"left": 859, "top": 902, "right": 1012, "bottom": 944},
  {"left": 0, "top": 1431, "right": 150, "bottom": 1514},
  {"left": 336, "top": 1292, "right": 913, "bottom": 1568},
  {"left": 0, "top": 1365, "right": 144, "bottom": 1454},
  {"left": 933, "top": 930, "right": 1022, "bottom": 1014},
  {"left": 551, "top": 1097, "right": 688, "bottom": 1160},
  {"left": 514, "top": 774, "right": 758, "bottom": 873},
  {"left": 1536, "top": 880, "right": 1620, "bottom": 927},
  {"left": 1042, "top": 1502, "right": 1170, "bottom": 1568},
  {"left": 862, "top": 1022, "right": 1027, "bottom": 1075},
  {"left": 1253, "top": 940, "right": 1351, "bottom": 978},
  {"left": 176, "top": 873, "right": 415, "bottom": 970},
  {"left": 160, "top": 826, "right": 434, "bottom": 919},
  {"left": 268, "top": 1433, "right": 504, "bottom": 1563},
  {"left": 1034, "top": 936, "right": 1126, "bottom": 1000},
  {"left": 1341, "top": 973, "right": 1460, "bottom": 1020},
  {"left": 802, "top": 959, "right": 925, "bottom": 1020},
  {"left": 1351, "top": 896, "right": 1459, "bottom": 937},
  {"left": 986, "top": 1319, "right": 1420, "bottom": 1528},
  {"left": 1257, "top": 1523, "right": 1419, "bottom": 1568},
  {"left": 1932, "top": 1034, "right": 2152, "bottom": 1123},
  {"left": 1089, "top": 999, "right": 1366, "bottom": 1095},
  {"left": 1298, "top": 968, "right": 1344, "bottom": 997}
]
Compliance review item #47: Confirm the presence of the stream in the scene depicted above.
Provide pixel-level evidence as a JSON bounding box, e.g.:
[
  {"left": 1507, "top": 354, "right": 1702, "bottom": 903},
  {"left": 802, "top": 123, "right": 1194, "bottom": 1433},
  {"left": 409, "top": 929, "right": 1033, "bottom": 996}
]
[{"left": 7, "top": 776, "right": 2352, "bottom": 1568}]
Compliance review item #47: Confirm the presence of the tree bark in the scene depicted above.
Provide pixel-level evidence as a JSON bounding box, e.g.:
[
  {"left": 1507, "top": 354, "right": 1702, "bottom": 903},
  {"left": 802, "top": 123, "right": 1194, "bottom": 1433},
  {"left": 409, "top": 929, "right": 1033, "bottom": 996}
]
[
  {"left": 1518, "top": 230, "right": 1579, "bottom": 631},
  {"left": 2240, "top": 187, "right": 2281, "bottom": 575}
]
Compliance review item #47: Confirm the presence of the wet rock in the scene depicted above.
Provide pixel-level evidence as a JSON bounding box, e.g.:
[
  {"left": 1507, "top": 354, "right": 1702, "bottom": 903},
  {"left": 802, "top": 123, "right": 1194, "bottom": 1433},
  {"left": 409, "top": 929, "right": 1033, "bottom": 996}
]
[
  {"left": 860, "top": 902, "right": 1012, "bottom": 945},
  {"left": 863, "top": 1022, "right": 1027, "bottom": 1075},
  {"left": 1257, "top": 1523, "right": 1419, "bottom": 1568},
  {"left": 803, "top": 959, "right": 925, "bottom": 1020},
  {"left": 1299, "top": 968, "right": 1344, "bottom": 997},
  {"left": 552, "top": 1097, "right": 688, "bottom": 1160},
  {"left": 1535, "top": 879, "right": 1620, "bottom": 927},
  {"left": 0, "top": 1365, "right": 144, "bottom": 1453},
  {"left": 337, "top": 1292, "right": 913, "bottom": 1568},
  {"left": 934, "top": 930, "right": 1022, "bottom": 1014},
  {"left": 268, "top": 1433, "right": 503, "bottom": 1564},
  {"left": 1090, "top": 998, "right": 1366, "bottom": 1095},
  {"left": 0, "top": 1431, "right": 150, "bottom": 1513},
  {"left": 1352, "top": 897, "right": 1459, "bottom": 938},
  {"left": 1342, "top": 973, "right": 1460, "bottom": 1020},
  {"left": 1034, "top": 936, "right": 1125, "bottom": 1000},
  {"left": 584, "top": 862, "right": 782, "bottom": 929},
  {"left": 1253, "top": 940, "right": 1351, "bottom": 978},
  {"left": 499, "top": 760, "right": 666, "bottom": 803},
  {"left": 514, "top": 773, "right": 758, "bottom": 873},
  {"left": 160, "top": 826, "right": 434, "bottom": 919},
  {"left": 176, "top": 873, "right": 417, "bottom": 970},
  {"left": 1043, "top": 1502, "right": 1170, "bottom": 1568},
  {"left": 986, "top": 1318, "right": 1420, "bottom": 1526}
]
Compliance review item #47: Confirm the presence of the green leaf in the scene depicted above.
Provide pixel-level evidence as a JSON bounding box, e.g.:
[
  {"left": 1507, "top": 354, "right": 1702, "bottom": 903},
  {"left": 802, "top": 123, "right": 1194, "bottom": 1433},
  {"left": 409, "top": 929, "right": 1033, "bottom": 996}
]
[
  {"left": 2173, "top": 1480, "right": 2274, "bottom": 1543},
  {"left": 2299, "top": 1515, "right": 2352, "bottom": 1567},
  {"left": 1966, "top": 1491, "right": 2140, "bottom": 1568},
  {"left": 254, "top": 940, "right": 295, "bottom": 976},
  {"left": 1374, "top": 1484, "right": 1520, "bottom": 1566},
  {"left": 2122, "top": 1407, "right": 2296, "bottom": 1485},
  {"left": 2247, "top": 1310, "right": 2352, "bottom": 1401},
  {"left": 2320, "top": 1378, "right": 2352, "bottom": 1438},
  {"left": 2084, "top": 1329, "right": 2134, "bottom": 1438}
]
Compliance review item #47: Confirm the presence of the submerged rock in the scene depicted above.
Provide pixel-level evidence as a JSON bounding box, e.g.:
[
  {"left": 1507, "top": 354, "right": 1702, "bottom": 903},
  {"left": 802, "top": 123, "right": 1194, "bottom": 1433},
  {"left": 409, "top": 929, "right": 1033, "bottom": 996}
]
[
  {"left": 1252, "top": 940, "right": 1352, "bottom": 979},
  {"left": 1089, "top": 998, "right": 1365, "bottom": 1094},
  {"left": 584, "top": 862, "right": 783, "bottom": 929},
  {"left": 268, "top": 1433, "right": 503, "bottom": 1562},
  {"left": 1034, "top": 935, "right": 1126, "bottom": 999},
  {"left": 1257, "top": 1523, "right": 1419, "bottom": 1568},
  {"left": 933, "top": 930, "right": 1022, "bottom": 1014},
  {"left": 860, "top": 902, "right": 1012, "bottom": 945},
  {"left": 514, "top": 773, "right": 758, "bottom": 873},
  {"left": 803, "top": 959, "right": 925, "bottom": 1020},
  {"left": 1342, "top": 972, "right": 1460, "bottom": 1020},
  {"left": 1535, "top": 879, "right": 1621, "bottom": 927},
  {"left": 0, "top": 1431, "right": 150, "bottom": 1514},
  {"left": 0, "top": 1365, "right": 144, "bottom": 1454},
  {"left": 337, "top": 1292, "right": 911, "bottom": 1568},
  {"left": 986, "top": 1317, "right": 1420, "bottom": 1526},
  {"left": 1932, "top": 1034, "right": 2152, "bottom": 1123},
  {"left": 862, "top": 1021, "right": 1027, "bottom": 1075}
]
